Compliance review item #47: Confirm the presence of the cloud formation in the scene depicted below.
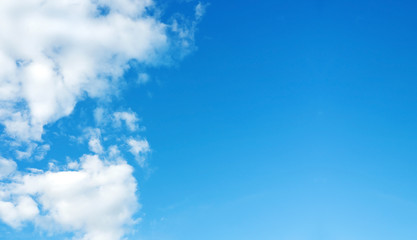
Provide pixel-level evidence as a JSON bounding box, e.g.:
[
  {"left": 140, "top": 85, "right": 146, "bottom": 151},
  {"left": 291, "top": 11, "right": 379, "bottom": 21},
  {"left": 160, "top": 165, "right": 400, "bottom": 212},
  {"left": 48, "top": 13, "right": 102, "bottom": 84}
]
[
  {"left": 0, "top": 0, "right": 206, "bottom": 239},
  {"left": 0, "top": 0, "right": 168, "bottom": 142},
  {"left": 0, "top": 155, "right": 138, "bottom": 240}
]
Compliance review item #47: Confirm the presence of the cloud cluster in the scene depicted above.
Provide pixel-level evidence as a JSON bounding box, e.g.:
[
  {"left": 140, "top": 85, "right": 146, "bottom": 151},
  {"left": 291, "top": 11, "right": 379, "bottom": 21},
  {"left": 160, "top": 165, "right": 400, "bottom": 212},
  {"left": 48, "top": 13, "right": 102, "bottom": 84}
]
[
  {"left": 0, "top": 0, "right": 206, "bottom": 239},
  {"left": 0, "top": 155, "right": 138, "bottom": 240},
  {"left": 0, "top": 0, "right": 168, "bottom": 142}
]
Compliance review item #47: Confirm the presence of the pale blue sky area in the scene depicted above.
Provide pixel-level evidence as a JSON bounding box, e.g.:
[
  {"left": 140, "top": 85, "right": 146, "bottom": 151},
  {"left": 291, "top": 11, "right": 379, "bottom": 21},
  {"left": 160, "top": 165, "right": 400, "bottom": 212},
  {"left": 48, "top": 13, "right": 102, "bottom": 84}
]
[{"left": 2, "top": 0, "right": 417, "bottom": 239}]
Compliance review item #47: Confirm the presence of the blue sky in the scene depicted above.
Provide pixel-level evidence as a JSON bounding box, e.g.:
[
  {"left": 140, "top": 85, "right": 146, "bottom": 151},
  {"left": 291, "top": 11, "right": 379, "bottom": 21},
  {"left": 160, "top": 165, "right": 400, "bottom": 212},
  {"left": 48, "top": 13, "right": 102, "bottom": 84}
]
[
  {"left": 1, "top": 0, "right": 417, "bottom": 239},
  {"left": 135, "top": 1, "right": 417, "bottom": 239}
]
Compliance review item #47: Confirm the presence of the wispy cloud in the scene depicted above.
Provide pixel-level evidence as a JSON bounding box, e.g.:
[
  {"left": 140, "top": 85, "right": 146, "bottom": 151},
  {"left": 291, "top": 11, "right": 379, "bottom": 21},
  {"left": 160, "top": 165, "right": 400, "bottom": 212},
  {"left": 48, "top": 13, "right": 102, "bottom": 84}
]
[
  {"left": 113, "top": 111, "right": 141, "bottom": 132},
  {"left": 127, "top": 137, "right": 151, "bottom": 167},
  {"left": 0, "top": 157, "right": 16, "bottom": 180}
]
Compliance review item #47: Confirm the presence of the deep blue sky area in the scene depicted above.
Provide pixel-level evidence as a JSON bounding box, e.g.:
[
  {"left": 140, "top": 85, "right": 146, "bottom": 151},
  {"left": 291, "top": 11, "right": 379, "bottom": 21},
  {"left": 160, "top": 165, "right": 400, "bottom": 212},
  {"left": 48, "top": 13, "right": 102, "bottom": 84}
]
[
  {"left": 2, "top": 0, "right": 417, "bottom": 239},
  {"left": 127, "top": 0, "right": 417, "bottom": 239}
]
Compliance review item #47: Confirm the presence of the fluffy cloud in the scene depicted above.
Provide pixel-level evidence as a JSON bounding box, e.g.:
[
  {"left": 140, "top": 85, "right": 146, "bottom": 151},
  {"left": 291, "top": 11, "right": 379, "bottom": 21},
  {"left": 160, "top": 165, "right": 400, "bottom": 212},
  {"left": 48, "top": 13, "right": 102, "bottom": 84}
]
[
  {"left": 0, "top": 196, "right": 39, "bottom": 229},
  {"left": 0, "top": 0, "right": 169, "bottom": 142},
  {"left": 0, "top": 154, "right": 138, "bottom": 240}
]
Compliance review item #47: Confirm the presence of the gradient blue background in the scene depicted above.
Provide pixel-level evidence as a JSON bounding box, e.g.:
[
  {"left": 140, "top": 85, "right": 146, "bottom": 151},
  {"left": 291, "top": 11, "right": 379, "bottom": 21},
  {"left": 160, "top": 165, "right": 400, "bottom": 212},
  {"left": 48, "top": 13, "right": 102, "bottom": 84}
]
[
  {"left": 136, "top": 1, "right": 417, "bottom": 239},
  {"left": 2, "top": 0, "right": 417, "bottom": 239}
]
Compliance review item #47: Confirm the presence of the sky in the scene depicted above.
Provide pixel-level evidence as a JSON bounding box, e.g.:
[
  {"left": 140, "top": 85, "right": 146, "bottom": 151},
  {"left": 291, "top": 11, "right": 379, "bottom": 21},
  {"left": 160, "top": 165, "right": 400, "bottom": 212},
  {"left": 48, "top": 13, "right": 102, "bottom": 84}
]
[{"left": 1, "top": 0, "right": 417, "bottom": 239}]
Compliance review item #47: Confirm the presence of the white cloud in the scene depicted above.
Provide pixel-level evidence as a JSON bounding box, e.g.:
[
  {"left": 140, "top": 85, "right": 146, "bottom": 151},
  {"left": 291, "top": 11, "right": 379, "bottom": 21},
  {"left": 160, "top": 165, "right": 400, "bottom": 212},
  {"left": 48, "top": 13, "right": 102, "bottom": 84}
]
[
  {"left": 0, "top": 155, "right": 138, "bottom": 240},
  {"left": 0, "top": 0, "right": 205, "bottom": 239},
  {"left": 0, "top": 159, "right": 38, "bottom": 229},
  {"left": 88, "top": 137, "right": 104, "bottom": 154},
  {"left": 0, "top": 0, "right": 169, "bottom": 142},
  {"left": 127, "top": 138, "right": 150, "bottom": 167},
  {"left": 0, "top": 157, "right": 17, "bottom": 179},
  {"left": 0, "top": 196, "right": 39, "bottom": 229},
  {"left": 113, "top": 111, "right": 140, "bottom": 132},
  {"left": 78, "top": 128, "right": 105, "bottom": 154}
]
